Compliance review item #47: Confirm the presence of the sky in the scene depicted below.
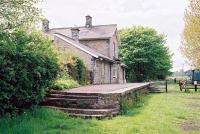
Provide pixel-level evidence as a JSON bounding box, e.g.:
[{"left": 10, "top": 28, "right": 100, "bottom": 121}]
[{"left": 39, "top": 0, "right": 189, "bottom": 71}]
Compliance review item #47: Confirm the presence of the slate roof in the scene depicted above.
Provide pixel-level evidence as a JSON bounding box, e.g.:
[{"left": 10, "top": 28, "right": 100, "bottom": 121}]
[
  {"left": 48, "top": 24, "right": 117, "bottom": 40},
  {"left": 54, "top": 33, "right": 114, "bottom": 62}
]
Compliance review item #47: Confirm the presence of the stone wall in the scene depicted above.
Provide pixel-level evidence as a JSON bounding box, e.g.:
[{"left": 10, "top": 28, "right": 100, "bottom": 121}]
[
  {"left": 53, "top": 35, "right": 124, "bottom": 85},
  {"left": 110, "top": 64, "right": 118, "bottom": 84},
  {"left": 96, "top": 85, "right": 150, "bottom": 113},
  {"left": 80, "top": 39, "right": 110, "bottom": 58},
  {"left": 118, "top": 66, "right": 125, "bottom": 84},
  {"left": 54, "top": 36, "right": 116, "bottom": 84},
  {"left": 119, "top": 86, "right": 149, "bottom": 114},
  {"left": 80, "top": 31, "right": 120, "bottom": 59},
  {"left": 54, "top": 36, "right": 93, "bottom": 70},
  {"left": 93, "top": 60, "right": 123, "bottom": 84},
  {"left": 109, "top": 31, "right": 119, "bottom": 58},
  {"left": 94, "top": 60, "right": 111, "bottom": 84}
]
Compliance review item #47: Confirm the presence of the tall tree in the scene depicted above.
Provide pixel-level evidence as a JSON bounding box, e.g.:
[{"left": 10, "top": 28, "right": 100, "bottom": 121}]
[
  {"left": 181, "top": 0, "right": 200, "bottom": 68},
  {"left": 119, "top": 26, "right": 172, "bottom": 82},
  {"left": 0, "top": 0, "right": 42, "bottom": 31}
]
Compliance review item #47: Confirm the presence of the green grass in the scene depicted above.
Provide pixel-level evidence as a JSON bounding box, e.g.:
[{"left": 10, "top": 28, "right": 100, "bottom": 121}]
[{"left": 0, "top": 84, "right": 200, "bottom": 134}]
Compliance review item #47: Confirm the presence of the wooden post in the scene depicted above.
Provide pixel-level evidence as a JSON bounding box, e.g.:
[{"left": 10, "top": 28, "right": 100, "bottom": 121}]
[
  {"left": 166, "top": 80, "right": 168, "bottom": 93},
  {"left": 179, "top": 81, "right": 182, "bottom": 91},
  {"left": 195, "top": 85, "right": 197, "bottom": 92}
]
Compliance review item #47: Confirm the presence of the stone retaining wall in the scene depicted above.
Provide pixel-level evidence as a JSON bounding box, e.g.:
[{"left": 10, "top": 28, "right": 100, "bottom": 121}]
[{"left": 97, "top": 85, "right": 149, "bottom": 113}]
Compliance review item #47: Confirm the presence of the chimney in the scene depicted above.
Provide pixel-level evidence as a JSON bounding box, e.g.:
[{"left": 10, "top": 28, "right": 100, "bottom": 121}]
[
  {"left": 71, "top": 28, "right": 80, "bottom": 41},
  {"left": 85, "top": 15, "right": 92, "bottom": 28},
  {"left": 42, "top": 19, "right": 49, "bottom": 32}
]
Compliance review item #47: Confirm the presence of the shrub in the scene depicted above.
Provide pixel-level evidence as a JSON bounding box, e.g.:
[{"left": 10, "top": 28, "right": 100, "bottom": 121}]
[
  {"left": 68, "top": 57, "right": 88, "bottom": 85},
  {"left": 0, "top": 30, "right": 59, "bottom": 115},
  {"left": 50, "top": 79, "right": 80, "bottom": 90},
  {"left": 58, "top": 53, "right": 89, "bottom": 85}
]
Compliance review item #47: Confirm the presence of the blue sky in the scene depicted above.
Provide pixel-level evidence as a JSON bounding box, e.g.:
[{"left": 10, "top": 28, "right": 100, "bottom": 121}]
[{"left": 39, "top": 0, "right": 189, "bottom": 71}]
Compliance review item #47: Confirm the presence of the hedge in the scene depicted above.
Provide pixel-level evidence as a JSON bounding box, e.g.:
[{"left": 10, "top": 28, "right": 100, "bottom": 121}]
[{"left": 0, "top": 30, "right": 59, "bottom": 115}]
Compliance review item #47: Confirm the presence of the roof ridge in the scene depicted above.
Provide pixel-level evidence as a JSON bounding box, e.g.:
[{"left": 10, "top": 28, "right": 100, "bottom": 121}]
[{"left": 50, "top": 24, "right": 117, "bottom": 30}]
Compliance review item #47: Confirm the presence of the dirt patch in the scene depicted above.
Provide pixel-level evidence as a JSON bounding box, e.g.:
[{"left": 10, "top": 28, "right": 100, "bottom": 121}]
[
  {"left": 181, "top": 120, "right": 200, "bottom": 131},
  {"left": 187, "top": 97, "right": 200, "bottom": 100},
  {"left": 186, "top": 104, "right": 200, "bottom": 108}
]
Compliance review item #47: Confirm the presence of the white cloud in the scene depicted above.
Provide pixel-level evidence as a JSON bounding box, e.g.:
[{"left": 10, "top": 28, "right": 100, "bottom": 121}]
[{"left": 39, "top": 0, "right": 189, "bottom": 71}]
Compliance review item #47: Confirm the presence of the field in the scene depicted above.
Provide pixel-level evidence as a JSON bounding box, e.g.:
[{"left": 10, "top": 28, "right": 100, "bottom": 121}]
[{"left": 0, "top": 83, "right": 200, "bottom": 134}]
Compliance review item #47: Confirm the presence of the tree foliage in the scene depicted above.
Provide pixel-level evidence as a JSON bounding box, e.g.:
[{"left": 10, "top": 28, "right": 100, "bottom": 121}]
[
  {"left": 0, "top": 0, "right": 42, "bottom": 31},
  {"left": 181, "top": 0, "right": 200, "bottom": 69},
  {"left": 119, "top": 26, "right": 172, "bottom": 82},
  {"left": 0, "top": 30, "right": 59, "bottom": 115}
]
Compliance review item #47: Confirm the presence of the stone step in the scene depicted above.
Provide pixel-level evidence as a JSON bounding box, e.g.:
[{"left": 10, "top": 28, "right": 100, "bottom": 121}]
[
  {"left": 41, "top": 97, "right": 120, "bottom": 109},
  {"left": 49, "top": 90, "right": 100, "bottom": 96},
  {"left": 69, "top": 113, "right": 109, "bottom": 120},
  {"left": 46, "top": 106, "right": 119, "bottom": 115},
  {"left": 44, "top": 98, "right": 98, "bottom": 102},
  {"left": 69, "top": 112, "right": 119, "bottom": 120},
  {"left": 48, "top": 94, "right": 99, "bottom": 99},
  {"left": 42, "top": 98, "right": 98, "bottom": 109}
]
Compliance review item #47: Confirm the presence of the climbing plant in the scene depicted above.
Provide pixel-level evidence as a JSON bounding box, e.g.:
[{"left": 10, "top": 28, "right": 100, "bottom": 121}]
[{"left": 58, "top": 53, "right": 89, "bottom": 85}]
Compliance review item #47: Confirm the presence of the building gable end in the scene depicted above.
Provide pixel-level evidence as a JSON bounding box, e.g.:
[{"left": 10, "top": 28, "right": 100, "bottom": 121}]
[{"left": 54, "top": 34, "right": 99, "bottom": 58}]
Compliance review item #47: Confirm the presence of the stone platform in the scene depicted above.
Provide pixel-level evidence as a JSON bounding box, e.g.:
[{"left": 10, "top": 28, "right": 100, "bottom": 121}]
[
  {"left": 42, "top": 83, "right": 151, "bottom": 119},
  {"left": 66, "top": 83, "right": 151, "bottom": 94}
]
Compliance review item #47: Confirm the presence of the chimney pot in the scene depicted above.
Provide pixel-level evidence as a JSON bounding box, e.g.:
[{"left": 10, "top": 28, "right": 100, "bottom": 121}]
[
  {"left": 85, "top": 15, "right": 92, "bottom": 28},
  {"left": 42, "top": 19, "right": 49, "bottom": 32},
  {"left": 71, "top": 28, "right": 80, "bottom": 41}
]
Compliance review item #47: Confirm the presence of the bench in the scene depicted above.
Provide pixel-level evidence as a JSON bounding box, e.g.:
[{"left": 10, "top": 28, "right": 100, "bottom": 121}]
[{"left": 179, "top": 80, "right": 200, "bottom": 92}]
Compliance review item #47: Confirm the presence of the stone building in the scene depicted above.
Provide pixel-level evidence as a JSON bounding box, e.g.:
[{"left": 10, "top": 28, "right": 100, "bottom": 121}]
[{"left": 43, "top": 15, "right": 126, "bottom": 84}]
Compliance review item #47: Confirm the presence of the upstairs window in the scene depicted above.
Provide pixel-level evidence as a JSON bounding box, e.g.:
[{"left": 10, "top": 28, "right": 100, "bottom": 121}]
[{"left": 113, "top": 42, "right": 116, "bottom": 57}]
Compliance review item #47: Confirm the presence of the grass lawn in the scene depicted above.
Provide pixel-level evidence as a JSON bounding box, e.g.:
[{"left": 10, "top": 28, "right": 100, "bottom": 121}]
[{"left": 0, "top": 84, "right": 200, "bottom": 134}]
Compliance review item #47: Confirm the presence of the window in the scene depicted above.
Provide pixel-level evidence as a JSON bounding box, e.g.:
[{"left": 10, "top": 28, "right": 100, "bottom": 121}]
[
  {"left": 113, "top": 42, "right": 116, "bottom": 57},
  {"left": 113, "top": 64, "right": 117, "bottom": 78}
]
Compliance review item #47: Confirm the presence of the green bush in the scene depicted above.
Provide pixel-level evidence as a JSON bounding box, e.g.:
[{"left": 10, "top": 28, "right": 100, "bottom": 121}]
[
  {"left": 58, "top": 53, "right": 89, "bottom": 85},
  {"left": 68, "top": 57, "right": 88, "bottom": 85},
  {"left": 50, "top": 79, "right": 80, "bottom": 90},
  {"left": 0, "top": 30, "right": 59, "bottom": 115}
]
